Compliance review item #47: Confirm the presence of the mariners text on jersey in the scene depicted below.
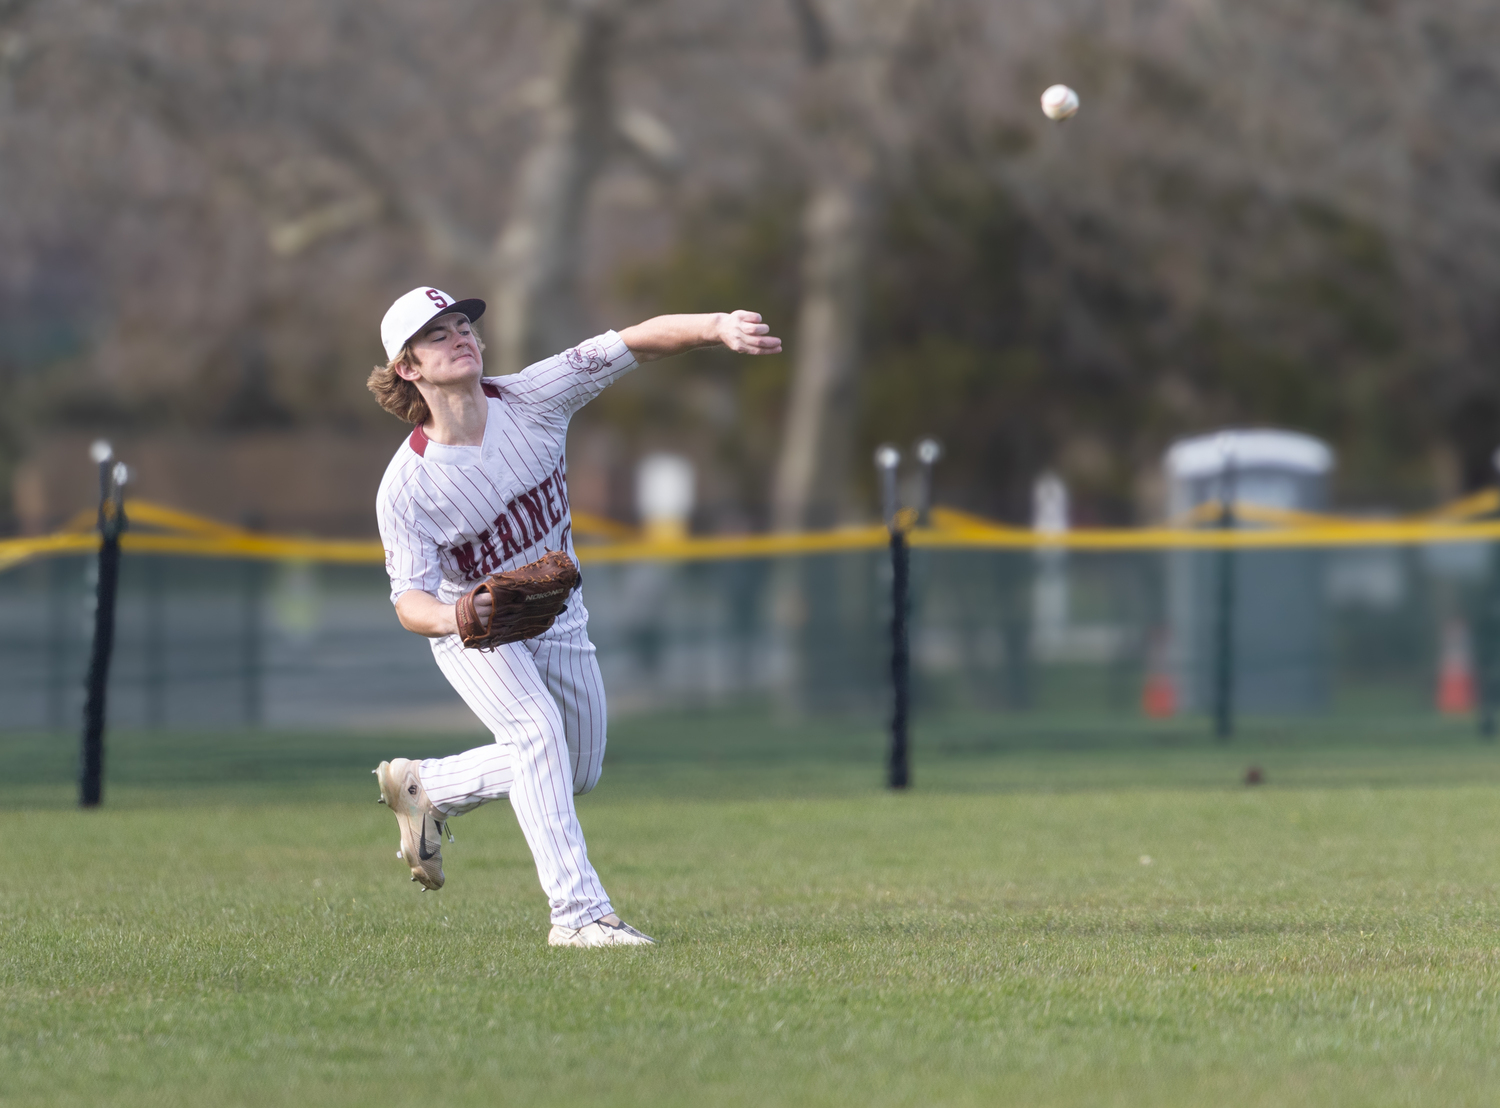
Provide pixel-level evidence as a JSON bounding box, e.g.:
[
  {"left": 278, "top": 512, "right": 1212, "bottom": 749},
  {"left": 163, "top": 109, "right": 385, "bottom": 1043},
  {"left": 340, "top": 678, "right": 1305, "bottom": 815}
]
[{"left": 375, "top": 331, "right": 637, "bottom": 608}]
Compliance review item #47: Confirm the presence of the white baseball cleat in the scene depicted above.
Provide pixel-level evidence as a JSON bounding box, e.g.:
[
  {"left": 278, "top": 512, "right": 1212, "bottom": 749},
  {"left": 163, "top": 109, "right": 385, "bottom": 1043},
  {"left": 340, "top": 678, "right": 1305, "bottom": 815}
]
[
  {"left": 548, "top": 916, "right": 657, "bottom": 948},
  {"left": 374, "top": 758, "right": 451, "bottom": 891}
]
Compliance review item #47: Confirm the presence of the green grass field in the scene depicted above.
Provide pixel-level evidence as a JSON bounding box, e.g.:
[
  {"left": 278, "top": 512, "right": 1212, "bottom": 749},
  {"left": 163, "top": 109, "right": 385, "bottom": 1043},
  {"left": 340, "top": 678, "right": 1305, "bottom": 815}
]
[{"left": 5, "top": 712, "right": 1500, "bottom": 1106}]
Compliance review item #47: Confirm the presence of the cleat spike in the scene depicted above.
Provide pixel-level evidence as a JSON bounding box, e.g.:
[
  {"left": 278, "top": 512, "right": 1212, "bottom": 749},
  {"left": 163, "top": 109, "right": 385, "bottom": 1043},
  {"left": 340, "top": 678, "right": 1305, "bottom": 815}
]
[
  {"left": 377, "top": 796, "right": 386, "bottom": 804},
  {"left": 396, "top": 850, "right": 403, "bottom": 859}
]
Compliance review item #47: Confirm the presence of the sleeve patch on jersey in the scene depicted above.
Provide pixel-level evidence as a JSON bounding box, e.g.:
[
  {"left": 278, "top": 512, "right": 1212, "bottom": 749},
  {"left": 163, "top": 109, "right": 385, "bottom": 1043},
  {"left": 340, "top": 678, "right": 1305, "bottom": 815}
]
[{"left": 564, "top": 340, "right": 613, "bottom": 374}]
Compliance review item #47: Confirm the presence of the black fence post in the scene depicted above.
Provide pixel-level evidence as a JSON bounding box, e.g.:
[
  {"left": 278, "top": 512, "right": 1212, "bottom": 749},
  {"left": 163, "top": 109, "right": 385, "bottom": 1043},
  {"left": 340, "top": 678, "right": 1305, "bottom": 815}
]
[
  {"left": 889, "top": 527, "right": 911, "bottom": 789},
  {"left": 80, "top": 442, "right": 128, "bottom": 808},
  {"left": 1213, "top": 458, "right": 1237, "bottom": 741},
  {"left": 876, "top": 444, "right": 910, "bottom": 790},
  {"left": 915, "top": 438, "right": 942, "bottom": 527}
]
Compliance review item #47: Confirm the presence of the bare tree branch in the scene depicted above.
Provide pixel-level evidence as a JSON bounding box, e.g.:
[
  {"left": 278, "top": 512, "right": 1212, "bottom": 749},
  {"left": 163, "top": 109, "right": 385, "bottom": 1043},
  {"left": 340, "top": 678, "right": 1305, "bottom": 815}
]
[{"left": 492, "top": 1, "right": 621, "bottom": 372}]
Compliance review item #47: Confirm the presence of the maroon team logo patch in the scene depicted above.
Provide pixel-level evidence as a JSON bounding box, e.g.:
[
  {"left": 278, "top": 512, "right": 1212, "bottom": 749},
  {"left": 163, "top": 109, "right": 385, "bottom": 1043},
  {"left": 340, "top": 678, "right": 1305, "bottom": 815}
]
[
  {"left": 426, "top": 289, "right": 450, "bottom": 309},
  {"left": 565, "top": 340, "right": 612, "bottom": 374}
]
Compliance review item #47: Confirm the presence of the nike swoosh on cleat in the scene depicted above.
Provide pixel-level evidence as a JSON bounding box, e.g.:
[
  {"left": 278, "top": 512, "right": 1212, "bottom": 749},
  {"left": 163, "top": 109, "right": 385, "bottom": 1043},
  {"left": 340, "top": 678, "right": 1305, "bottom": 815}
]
[{"left": 417, "top": 815, "right": 438, "bottom": 861}]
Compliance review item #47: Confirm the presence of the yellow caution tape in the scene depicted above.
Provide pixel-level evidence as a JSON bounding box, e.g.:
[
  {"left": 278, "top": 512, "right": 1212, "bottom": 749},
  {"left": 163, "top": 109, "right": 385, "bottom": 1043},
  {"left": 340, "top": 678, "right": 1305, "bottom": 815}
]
[
  {"left": 3, "top": 496, "right": 1500, "bottom": 575},
  {"left": 1172, "top": 487, "right": 1500, "bottom": 529},
  {"left": 909, "top": 518, "right": 1500, "bottom": 551},
  {"left": 569, "top": 510, "right": 641, "bottom": 542},
  {"left": 0, "top": 532, "right": 100, "bottom": 574},
  {"left": 123, "top": 500, "right": 252, "bottom": 538},
  {"left": 574, "top": 525, "right": 893, "bottom": 564},
  {"left": 1421, "top": 486, "right": 1500, "bottom": 521},
  {"left": 120, "top": 533, "right": 385, "bottom": 564}
]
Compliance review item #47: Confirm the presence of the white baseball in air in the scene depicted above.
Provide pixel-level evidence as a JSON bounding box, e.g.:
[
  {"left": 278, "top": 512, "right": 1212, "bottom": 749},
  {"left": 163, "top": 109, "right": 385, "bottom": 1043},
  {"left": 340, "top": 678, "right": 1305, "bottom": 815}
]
[{"left": 1041, "top": 84, "right": 1080, "bottom": 121}]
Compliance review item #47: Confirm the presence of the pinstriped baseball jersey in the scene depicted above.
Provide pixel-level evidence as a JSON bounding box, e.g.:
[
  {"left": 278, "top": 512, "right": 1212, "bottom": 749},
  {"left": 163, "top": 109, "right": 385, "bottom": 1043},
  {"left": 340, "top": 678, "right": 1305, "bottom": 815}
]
[{"left": 376, "top": 330, "right": 636, "bottom": 608}]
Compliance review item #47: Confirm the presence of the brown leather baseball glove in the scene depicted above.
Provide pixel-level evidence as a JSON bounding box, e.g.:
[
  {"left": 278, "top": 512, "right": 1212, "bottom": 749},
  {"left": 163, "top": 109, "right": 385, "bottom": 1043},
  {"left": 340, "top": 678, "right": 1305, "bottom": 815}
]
[{"left": 454, "top": 551, "right": 581, "bottom": 649}]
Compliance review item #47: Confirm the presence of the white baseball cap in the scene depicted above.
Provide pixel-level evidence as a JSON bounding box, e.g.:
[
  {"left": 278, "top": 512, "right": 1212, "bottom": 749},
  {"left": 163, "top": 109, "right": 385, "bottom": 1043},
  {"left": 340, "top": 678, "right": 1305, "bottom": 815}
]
[{"left": 380, "top": 287, "right": 486, "bottom": 362}]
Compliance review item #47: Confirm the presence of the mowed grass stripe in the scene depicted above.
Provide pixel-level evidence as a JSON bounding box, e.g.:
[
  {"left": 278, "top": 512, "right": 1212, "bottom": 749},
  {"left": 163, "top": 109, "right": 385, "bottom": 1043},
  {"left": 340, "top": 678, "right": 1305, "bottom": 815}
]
[{"left": 5, "top": 754, "right": 1500, "bottom": 1107}]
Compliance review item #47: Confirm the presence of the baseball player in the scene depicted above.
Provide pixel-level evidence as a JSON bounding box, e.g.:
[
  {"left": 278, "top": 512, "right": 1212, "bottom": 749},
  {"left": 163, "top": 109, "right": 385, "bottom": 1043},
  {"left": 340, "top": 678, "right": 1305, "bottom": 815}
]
[{"left": 367, "top": 287, "right": 781, "bottom": 947}]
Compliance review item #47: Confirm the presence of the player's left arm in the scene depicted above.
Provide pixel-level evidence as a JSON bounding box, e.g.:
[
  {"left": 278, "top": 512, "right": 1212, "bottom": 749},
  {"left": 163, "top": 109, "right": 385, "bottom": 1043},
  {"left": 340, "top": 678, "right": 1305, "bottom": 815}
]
[
  {"left": 393, "top": 587, "right": 495, "bottom": 638},
  {"left": 619, "top": 311, "right": 782, "bottom": 363}
]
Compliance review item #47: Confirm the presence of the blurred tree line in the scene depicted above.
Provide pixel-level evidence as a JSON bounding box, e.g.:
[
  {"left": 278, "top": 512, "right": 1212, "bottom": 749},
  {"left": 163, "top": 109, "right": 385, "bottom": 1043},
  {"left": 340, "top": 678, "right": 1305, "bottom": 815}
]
[{"left": 0, "top": 0, "right": 1497, "bottom": 533}]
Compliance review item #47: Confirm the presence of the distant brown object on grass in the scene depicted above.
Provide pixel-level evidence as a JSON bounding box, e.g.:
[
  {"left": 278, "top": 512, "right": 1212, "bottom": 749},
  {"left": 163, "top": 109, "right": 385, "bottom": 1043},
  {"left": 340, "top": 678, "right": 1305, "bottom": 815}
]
[{"left": 1244, "top": 766, "right": 1265, "bottom": 786}]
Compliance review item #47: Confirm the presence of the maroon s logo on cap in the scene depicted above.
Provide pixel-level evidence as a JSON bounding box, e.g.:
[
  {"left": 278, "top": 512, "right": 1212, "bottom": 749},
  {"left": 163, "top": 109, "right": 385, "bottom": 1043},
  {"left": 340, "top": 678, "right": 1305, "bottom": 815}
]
[{"left": 426, "top": 289, "right": 450, "bottom": 309}]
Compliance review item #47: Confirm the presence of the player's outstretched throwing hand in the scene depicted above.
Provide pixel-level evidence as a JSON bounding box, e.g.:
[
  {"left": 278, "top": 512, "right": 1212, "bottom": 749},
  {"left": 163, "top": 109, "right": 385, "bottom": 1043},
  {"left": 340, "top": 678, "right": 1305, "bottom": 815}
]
[
  {"left": 618, "top": 310, "right": 782, "bottom": 363},
  {"left": 716, "top": 310, "right": 783, "bottom": 356}
]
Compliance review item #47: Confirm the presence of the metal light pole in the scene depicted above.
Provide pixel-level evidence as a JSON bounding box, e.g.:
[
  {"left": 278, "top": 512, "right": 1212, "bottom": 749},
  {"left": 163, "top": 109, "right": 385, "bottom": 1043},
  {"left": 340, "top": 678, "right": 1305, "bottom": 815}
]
[
  {"left": 876, "top": 444, "right": 910, "bottom": 789},
  {"left": 81, "top": 441, "right": 128, "bottom": 808}
]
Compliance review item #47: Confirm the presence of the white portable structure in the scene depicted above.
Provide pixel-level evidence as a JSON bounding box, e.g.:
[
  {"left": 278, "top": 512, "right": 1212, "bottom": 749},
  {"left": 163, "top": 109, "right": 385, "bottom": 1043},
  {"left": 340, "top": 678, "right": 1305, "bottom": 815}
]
[{"left": 1164, "top": 429, "right": 1335, "bottom": 714}]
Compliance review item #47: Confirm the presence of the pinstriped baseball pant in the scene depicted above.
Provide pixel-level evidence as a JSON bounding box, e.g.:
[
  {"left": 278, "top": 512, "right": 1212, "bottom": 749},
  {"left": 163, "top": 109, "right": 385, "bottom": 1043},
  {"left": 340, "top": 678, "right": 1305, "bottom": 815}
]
[{"left": 418, "top": 614, "right": 612, "bottom": 929}]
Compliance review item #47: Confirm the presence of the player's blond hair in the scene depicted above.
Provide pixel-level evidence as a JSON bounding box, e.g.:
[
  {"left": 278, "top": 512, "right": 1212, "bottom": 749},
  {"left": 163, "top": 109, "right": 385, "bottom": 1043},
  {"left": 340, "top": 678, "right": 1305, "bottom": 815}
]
[{"left": 366, "top": 327, "right": 486, "bottom": 425}]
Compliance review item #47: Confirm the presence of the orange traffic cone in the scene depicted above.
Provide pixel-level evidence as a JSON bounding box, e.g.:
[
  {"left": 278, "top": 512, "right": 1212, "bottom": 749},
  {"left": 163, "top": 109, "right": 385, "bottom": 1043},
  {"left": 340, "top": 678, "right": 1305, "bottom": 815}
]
[
  {"left": 1141, "top": 628, "right": 1177, "bottom": 718},
  {"left": 1437, "top": 618, "right": 1475, "bottom": 715}
]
